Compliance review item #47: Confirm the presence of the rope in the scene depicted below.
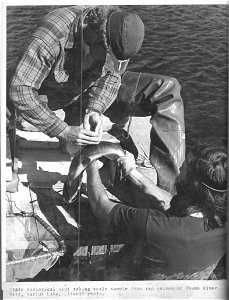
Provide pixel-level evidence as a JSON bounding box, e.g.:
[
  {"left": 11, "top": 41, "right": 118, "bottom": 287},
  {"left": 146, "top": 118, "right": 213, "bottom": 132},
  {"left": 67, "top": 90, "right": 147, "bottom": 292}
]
[
  {"left": 7, "top": 212, "right": 66, "bottom": 255},
  {"left": 6, "top": 251, "right": 61, "bottom": 266},
  {"left": 29, "top": 188, "right": 40, "bottom": 244}
]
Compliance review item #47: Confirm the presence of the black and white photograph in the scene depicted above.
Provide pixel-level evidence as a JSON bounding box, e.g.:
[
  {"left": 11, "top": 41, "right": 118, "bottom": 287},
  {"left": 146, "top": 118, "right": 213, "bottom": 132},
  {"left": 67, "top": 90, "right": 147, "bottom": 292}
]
[{"left": 2, "top": 1, "right": 228, "bottom": 299}]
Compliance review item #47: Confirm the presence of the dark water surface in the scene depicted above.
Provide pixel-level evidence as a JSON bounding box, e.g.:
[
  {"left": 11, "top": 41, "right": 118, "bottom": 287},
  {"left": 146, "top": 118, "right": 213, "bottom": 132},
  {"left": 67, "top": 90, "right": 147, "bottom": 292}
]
[{"left": 7, "top": 5, "right": 228, "bottom": 146}]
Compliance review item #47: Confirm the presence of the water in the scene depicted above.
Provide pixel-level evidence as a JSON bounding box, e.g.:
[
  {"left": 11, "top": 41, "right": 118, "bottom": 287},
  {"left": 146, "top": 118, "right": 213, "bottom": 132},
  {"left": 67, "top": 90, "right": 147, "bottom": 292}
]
[{"left": 7, "top": 5, "right": 228, "bottom": 147}]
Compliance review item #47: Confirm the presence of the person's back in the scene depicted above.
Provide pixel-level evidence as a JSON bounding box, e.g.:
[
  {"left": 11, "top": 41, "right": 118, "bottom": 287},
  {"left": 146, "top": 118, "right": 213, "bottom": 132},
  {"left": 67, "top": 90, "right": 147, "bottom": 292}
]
[
  {"left": 109, "top": 204, "right": 225, "bottom": 280},
  {"left": 143, "top": 209, "right": 225, "bottom": 279}
]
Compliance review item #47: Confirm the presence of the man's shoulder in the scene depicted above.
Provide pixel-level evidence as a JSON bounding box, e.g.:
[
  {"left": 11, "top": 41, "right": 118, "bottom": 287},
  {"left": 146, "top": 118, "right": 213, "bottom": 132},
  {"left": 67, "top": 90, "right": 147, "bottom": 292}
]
[
  {"left": 43, "top": 6, "right": 80, "bottom": 22},
  {"left": 30, "top": 6, "right": 81, "bottom": 43},
  {"left": 42, "top": 5, "right": 95, "bottom": 28}
]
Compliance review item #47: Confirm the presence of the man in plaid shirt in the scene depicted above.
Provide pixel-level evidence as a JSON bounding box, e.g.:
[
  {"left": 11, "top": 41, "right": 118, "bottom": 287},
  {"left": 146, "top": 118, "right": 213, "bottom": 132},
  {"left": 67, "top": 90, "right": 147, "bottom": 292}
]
[
  {"left": 9, "top": 6, "right": 144, "bottom": 147},
  {"left": 9, "top": 5, "right": 186, "bottom": 194}
]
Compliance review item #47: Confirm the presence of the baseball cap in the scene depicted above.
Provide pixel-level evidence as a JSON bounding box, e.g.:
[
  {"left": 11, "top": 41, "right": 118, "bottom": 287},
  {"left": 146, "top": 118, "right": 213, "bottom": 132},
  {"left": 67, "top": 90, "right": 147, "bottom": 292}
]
[{"left": 107, "top": 11, "right": 145, "bottom": 60}]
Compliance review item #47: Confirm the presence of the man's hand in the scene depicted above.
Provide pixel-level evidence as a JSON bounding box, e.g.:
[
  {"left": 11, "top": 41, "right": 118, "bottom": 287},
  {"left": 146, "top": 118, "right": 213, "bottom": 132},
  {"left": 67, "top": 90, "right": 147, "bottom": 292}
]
[
  {"left": 57, "top": 125, "right": 100, "bottom": 145},
  {"left": 117, "top": 151, "right": 137, "bottom": 177},
  {"left": 83, "top": 110, "right": 103, "bottom": 142},
  {"left": 87, "top": 159, "right": 105, "bottom": 173}
]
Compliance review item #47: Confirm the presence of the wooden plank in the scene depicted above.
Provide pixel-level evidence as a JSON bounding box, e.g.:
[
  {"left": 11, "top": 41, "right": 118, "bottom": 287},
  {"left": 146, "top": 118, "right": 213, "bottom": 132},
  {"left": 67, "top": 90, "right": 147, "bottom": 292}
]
[
  {"left": 16, "top": 130, "right": 60, "bottom": 149},
  {"left": 17, "top": 148, "right": 71, "bottom": 185}
]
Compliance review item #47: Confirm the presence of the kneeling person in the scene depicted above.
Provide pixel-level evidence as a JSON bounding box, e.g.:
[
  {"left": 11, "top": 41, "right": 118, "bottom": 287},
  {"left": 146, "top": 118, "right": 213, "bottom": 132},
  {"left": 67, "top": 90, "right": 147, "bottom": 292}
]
[{"left": 86, "top": 144, "right": 227, "bottom": 279}]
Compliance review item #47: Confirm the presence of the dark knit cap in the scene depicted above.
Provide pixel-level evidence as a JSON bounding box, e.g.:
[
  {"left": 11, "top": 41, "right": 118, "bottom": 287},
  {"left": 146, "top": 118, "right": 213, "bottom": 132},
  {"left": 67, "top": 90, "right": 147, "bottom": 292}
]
[{"left": 108, "top": 11, "right": 144, "bottom": 60}]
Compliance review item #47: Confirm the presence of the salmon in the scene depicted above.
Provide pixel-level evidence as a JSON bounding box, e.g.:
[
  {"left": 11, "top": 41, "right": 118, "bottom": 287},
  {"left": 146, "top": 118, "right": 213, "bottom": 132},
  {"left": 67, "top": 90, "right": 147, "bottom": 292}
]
[{"left": 63, "top": 141, "right": 125, "bottom": 204}]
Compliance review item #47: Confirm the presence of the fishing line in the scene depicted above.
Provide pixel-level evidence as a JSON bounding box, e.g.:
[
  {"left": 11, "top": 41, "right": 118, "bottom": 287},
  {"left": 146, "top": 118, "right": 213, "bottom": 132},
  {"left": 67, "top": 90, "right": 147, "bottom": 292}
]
[{"left": 77, "top": 7, "right": 86, "bottom": 280}]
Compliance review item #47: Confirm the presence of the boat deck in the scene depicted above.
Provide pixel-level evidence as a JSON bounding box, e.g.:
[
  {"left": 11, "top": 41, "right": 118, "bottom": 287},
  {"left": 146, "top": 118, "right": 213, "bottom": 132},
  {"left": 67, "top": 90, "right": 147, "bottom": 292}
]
[{"left": 6, "top": 130, "right": 126, "bottom": 281}]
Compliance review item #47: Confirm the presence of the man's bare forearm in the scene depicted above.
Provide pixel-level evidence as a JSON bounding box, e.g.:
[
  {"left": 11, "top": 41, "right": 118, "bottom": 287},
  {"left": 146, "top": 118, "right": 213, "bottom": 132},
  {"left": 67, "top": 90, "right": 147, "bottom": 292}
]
[
  {"left": 86, "top": 164, "right": 117, "bottom": 221},
  {"left": 127, "top": 168, "right": 172, "bottom": 209}
]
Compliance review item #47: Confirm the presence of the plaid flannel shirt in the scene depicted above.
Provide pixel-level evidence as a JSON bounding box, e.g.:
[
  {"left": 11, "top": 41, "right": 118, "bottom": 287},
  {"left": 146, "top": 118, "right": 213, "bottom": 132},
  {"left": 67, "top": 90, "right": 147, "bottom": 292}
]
[{"left": 9, "top": 6, "right": 122, "bottom": 137}]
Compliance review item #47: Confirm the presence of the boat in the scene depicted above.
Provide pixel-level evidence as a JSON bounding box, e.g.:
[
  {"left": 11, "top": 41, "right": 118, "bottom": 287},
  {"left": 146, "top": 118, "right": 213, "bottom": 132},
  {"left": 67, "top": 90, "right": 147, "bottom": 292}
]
[
  {"left": 5, "top": 120, "right": 127, "bottom": 281},
  {"left": 5, "top": 115, "right": 225, "bottom": 281}
]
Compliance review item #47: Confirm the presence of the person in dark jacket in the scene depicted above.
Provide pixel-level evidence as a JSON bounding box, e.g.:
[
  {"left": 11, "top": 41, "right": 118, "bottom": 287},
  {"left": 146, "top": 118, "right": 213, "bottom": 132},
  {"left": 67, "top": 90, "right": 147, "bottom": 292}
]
[{"left": 86, "top": 144, "right": 227, "bottom": 279}]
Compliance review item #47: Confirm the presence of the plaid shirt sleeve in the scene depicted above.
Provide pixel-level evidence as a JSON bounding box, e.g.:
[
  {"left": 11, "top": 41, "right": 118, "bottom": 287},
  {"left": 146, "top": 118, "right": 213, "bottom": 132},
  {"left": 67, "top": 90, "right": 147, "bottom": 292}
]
[
  {"left": 9, "top": 37, "right": 68, "bottom": 137},
  {"left": 86, "top": 66, "right": 122, "bottom": 114}
]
